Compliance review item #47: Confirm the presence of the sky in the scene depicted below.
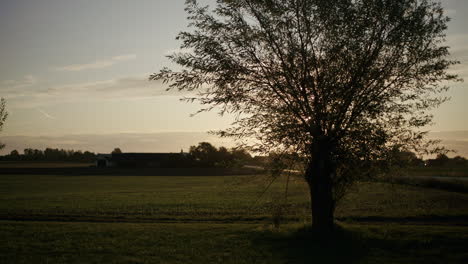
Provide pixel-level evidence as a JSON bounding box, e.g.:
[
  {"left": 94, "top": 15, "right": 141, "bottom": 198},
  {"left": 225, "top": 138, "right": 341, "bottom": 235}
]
[{"left": 0, "top": 0, "right": 467, "bottom": 155}]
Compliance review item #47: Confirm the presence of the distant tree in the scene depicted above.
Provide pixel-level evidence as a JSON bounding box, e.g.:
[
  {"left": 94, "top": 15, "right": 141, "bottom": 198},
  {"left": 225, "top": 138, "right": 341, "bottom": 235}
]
[
  {"left": 153, "top": 0, "right": 459, "bottom": 231},
  {"left": 11, "top": 148, "right": 95, "bottom": 162},
  {"left": 82, "top": 151, "right": 96, "bottom": 162},
  {"left": 0, "top": 98, "right": 8, "bottom": 150},
  {"left": 451, "top": 156, "right": 467, "bottom": 166},
  {"left": 9, "top": 150, "right": 19, "bottom": 159},
  {"left": 112, "top": 148, "right": 123, "bottom": 154},
  {"left": 216, "top": 146, "right": 232, "bottom": 167},
  {"left": 44, "top": 148, "right": 60, "bottom": 161},
  {"left": 189, "top": 142, "right": 219, "bottom": 167},
  {"left": 435, "top": 153, "right": 450, "bottom": 164},
  {"left": 391, "top": 150, "right": 424, "bottom": 167},
  {"left": 426, "top": 153, "right": 450, "bottom": 167},
  {"left": 229, "top": 147, "right": 253, "bottom": 167},
  {"left": 23, "top": 148, "right": 34, "bottom": 160},
  {"left": 251, "top": 155, "right": 269, "bottom": 167},
  {"left": 32, "top": 149, "right": 44, "bottom": 160}
]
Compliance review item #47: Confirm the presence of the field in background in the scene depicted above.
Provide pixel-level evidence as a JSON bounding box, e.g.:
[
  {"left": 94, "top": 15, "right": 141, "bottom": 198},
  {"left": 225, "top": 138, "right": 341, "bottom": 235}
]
[
  {"left": 1, "top": 174, "right": 468, "bottom": 222},
  {"left": 1, "top": 172, "right": 467, "bottom": 263},
  {"left": 0, "top": 161, "right": 93, "bottom": 168},
  {"left": 405, "top": 166, "right": 468, "bottom": 178}
]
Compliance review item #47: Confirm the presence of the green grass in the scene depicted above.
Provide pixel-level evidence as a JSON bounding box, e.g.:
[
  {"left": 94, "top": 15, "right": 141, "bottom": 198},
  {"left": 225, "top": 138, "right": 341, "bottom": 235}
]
[
  {"left": 406, "top": 166, "right": 468, "bottom": 178},
  {"left": 1, "top": 174, "right": 468, "bottom": 222},
  {"left": 1, "top": 174, "right": 468, "bottom": 263},
  {"left": 0, "top": 174, "right": 308, "bottom": 222},
  {"left": 379, "top": 174, "right": 468, "bottom": 193},
  {"left": 0, "top": 221, "right": 467, "bottom": 264}
]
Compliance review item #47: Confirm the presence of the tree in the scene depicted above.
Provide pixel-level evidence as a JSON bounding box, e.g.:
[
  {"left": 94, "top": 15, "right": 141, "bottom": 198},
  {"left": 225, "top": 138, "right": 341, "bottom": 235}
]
[
  {"left": 390, "top": 150, "right": 424, "bottom": 167},
  {"left": 0, "top": 98, "right": 8, "bottom": 150},
  {"left": 229, "top": 147, "right": 253, "bottom": 167},
  {"left": 152, "top": 0, "right": 459, "bottom": 231},
  {"left": 426, "top": 153, "right": 450, "bottom": 167},
  {"left": 189, "top": 142, "right": 220, "bottom": 167},
  {"left": 9, "top": 150, "right": 20, "bottom": 159},
  {"left": 112, "top": 148, "right": 123, "bottom": 154}
]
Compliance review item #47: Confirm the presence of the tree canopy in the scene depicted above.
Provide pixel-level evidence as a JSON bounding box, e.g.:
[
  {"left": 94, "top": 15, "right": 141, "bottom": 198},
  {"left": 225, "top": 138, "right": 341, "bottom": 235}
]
[
  {"left": 189, "top": 141, "right": 252, "bottom": 167},
  {"left": 152, "top": 0, "right": 459, "bottom": 230},
  {"left": 112, "top": 148, "right": 123, "bottom": 154}
]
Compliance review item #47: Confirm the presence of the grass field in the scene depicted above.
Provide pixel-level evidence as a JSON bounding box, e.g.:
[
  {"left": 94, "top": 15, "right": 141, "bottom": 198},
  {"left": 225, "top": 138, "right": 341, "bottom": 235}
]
[
  {"left": 405, "top": 166, "right": 468, "bottom": 178},
  {"left": 1, "top": 222, "right": 467, "bottom": 264},
  {"left": 1, "top": 173, "right": 467, "bottom": 263},
  {"left": 0, "top": 161, "right": 94, "bottom": 168}
]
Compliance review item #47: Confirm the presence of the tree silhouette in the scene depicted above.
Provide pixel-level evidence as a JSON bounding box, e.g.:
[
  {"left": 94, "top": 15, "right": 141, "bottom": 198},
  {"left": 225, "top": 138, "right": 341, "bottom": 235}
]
[
  {"left": 0, "top": 98, "right": 8, "bottom": 150},
  {"left": 112, "top": 148, "right": 123, "bottom": 154},
  {"left": 189, "top": 142, "right": 219, "bottom": 167},
  {"left": 152, "top": 0, "right": 460, "bottom": 231}
]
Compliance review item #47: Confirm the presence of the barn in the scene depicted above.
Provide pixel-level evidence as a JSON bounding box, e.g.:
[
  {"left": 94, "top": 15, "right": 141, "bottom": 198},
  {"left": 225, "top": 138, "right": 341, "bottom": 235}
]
[
  {"left": 97, "top": 153, "right": 190, "bottom": 168},
  {"left": 95, "top": 154, "right": 115, "bottom": 167}
]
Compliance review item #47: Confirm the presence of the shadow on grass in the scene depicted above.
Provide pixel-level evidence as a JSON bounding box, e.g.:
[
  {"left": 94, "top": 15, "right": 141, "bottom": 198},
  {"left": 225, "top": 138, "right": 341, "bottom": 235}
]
[
  {"left": 251, "top": 223, "right": 468, "bottom": 264},
  {"left": 252, "top": 225, "right": 368, "bottom": 264}
]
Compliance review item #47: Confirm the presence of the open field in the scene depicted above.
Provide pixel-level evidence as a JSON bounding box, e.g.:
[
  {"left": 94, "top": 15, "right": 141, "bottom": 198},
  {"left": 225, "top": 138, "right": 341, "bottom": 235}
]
[
  {"left": 405, "top": 166, "right": 468, "bottom": 178},
  {"left": 1, "top": 174, "right": 468, "bottom": 222},
  {"left": 0, "top": 161, "right": 94, "bottom": 168},
  {"left": 1, "top": 173, "right": 468, "bottom": 263}
]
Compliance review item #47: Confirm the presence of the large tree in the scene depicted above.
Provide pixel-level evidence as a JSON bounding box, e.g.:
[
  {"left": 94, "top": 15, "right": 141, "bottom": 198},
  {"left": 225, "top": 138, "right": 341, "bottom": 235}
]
[
  {"left": 151, "top": 0, "right": 459, "bottom": 231},
  {"left": 0, "top": 98, "right": 8, "bottom": 150}
]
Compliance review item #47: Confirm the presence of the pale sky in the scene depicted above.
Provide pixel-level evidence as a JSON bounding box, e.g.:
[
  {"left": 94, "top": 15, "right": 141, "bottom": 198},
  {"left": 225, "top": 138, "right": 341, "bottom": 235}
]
[{"left": 0, "top": 0, "right": 467, "bottom": 154}]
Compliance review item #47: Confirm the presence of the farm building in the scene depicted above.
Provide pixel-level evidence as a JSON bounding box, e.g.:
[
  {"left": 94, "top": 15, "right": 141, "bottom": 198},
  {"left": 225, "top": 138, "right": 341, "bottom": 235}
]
[
  {"left": 95, "top": 154, "right": 115, "bottom": 167},
  {"left": 96, "top": 153, "right": 190, "bottom": 168}
]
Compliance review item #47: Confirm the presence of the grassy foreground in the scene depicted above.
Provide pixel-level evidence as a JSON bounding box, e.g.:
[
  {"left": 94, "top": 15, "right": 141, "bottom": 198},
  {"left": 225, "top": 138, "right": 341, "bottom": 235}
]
[
  {"left": 1, "top": 173, "right": 468, "bottom": 263},
  {"left": 1, "top": 174, "right": 468, "bottom": 222},
  {"left": 1, "top": 221, "right": 467, "bottom": 264}
]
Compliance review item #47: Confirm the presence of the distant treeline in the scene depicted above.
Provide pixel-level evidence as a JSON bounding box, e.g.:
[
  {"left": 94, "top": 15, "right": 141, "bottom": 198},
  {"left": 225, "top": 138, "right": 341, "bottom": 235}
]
[
  {"left": 391, "top": 151, "right": 468, "bottom": 168},
  {"left": 0, "top": 143, "right": 258, "bottom": 168},
  {"left": 184, "top": 142, "right": 256, "bottom": 168},
  {"left": 0, "top": 148, "right": 96, "bottom": 163},
  {"left": 425, "top": 154, "right": 468, "bottom": 167},
  {"left": 1, "top": 144, "right": 465, "bottom": 168}
]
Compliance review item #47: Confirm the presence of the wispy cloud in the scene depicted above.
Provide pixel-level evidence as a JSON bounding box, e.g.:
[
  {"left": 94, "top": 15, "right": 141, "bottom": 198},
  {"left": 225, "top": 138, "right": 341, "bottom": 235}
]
[
  {"left": 3, "top": 74, "right": 192, "bottom": 108},
  {"left": 43, "top": 73, "right": 199, "bottom": 100},
  {"left": 1, "top": 75, "right": 37, "bottom": 90},
  {"left": 44, "top": 76, "right": 180, "bottom": 99},
  {"left": 55, "top": 54, "right": 137, "bottom": 72},
  {"left": 37, "top": 108, "right": 56, "bottom": 120}
]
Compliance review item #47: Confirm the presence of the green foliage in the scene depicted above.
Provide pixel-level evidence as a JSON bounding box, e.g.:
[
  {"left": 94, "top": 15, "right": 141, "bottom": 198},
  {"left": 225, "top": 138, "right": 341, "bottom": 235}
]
[
  {"left": 1, "top": 173, "right": 467, "bottom": 263},
  {"left": 0, "top": 221, "right": 467, "bottom": 263},
  {"left": 1, "top": 174, "right": 467, "bottom": 222}
]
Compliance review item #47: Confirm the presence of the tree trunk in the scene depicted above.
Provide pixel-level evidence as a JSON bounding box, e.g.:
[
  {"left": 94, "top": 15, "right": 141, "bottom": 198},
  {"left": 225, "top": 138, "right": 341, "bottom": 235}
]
[{"left": 306, "top": 138, "right": 336, "bottom": 232}]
